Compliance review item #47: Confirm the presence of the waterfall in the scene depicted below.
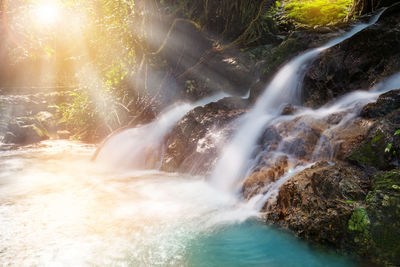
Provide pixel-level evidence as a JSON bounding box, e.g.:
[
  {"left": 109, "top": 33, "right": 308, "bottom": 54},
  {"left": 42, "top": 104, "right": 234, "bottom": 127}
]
[
  {"left": 246, "top": 71, "right": 400, "bottom": 209},
  {"left": 209, "top": 10, "right": 386, "bottom": 194},
  {"left": 372, "top": 72, "right": 400, "bottom": 91},
  {"left": 95, "top": 92, "right": 229, "bottom": 169}
]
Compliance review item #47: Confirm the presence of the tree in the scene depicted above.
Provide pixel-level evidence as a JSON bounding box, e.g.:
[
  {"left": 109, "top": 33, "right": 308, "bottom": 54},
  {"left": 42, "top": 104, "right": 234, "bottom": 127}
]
[{"left": 347, "top": 0, "right": 399, "bottom": 19}]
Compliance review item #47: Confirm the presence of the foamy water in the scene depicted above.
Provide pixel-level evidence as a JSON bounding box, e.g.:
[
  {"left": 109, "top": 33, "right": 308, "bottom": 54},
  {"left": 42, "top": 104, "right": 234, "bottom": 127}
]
[{"left": 0, "top": 140, "right": 354, "bottom": 266}]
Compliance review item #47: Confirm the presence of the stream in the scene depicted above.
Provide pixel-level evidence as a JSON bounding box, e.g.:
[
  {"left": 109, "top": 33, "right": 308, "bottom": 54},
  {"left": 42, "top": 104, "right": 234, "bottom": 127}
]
[{"left": 0, "top": 140, "right": 355, "bottom": 266}]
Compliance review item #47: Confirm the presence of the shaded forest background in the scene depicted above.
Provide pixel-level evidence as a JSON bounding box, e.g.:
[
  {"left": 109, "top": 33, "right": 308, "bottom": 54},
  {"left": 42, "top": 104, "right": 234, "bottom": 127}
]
[{"left": 0, "top": 0, "right": 392, "bottom": 140}]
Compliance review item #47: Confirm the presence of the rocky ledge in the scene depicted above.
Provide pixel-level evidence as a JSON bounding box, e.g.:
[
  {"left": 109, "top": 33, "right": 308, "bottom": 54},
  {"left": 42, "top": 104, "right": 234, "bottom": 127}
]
[
  {"left": 161, "top": 96, "right": 248, "bottom": 174},
  {"left": 0, "top": 92, "right": 73, "bottom": 145},
  {"left": 302, "top": 4, "right": 400, "bottom": 108},
  {"left": 238, "top": 90, "right": 400, "bottom": 265}
]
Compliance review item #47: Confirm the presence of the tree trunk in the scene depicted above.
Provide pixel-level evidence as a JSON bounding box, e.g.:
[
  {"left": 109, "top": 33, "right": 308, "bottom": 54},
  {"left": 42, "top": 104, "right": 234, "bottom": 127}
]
[
  {"left": 347, "top": 0, "right": 399, "bottom": 19},
  {"left": 347, "top": 0, "right": 379, "bottom": 19}
]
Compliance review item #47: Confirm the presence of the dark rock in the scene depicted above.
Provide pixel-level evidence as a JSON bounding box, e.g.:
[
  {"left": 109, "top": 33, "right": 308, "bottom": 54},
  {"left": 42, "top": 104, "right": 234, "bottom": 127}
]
[
  {"left": 361, "top": 170, "right": 400, "bottom": 266},
  {"left": 3, "top": 122, "right": 48, "bottom": 145},
  {"left": 303, "top": 7, "right": 400, "bottom": 107},
  {"left": 279, "top": 122, "right": 322, "bottom": 160},
  {"left": 260, "top": 161, "right": 400, "bottom": 265},
  {"left": 249, "top": 27, "right": 347, "bottom": 102},
  {"left": 265, "top": 161, "right": 367, "bottom": 248},
  {"left": 280, "top": 104, "right": 297, "bottom": 115},
  {"left": 361, "top": 89, "right": 400, "bottom": 118},
  {"left": 347, "top": 117, "right": 400, "bottom": 170},
  {"left": 160, "top": 97, "right": 248, "bottom": 174}
]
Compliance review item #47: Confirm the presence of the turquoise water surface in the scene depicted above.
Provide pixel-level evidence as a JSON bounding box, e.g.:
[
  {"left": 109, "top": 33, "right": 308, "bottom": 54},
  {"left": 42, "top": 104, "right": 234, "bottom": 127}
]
[{"left": 187, "top": 220, "right": 354, "bottom": 267}]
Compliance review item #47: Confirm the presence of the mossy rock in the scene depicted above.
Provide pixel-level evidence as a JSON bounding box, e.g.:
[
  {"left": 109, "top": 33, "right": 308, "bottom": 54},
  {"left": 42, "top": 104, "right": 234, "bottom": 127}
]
[
  {"left": 347, "top": 206, "right": 373, "bottom": 254},
  {"left": 348, "top": 171, "right": 400, "bottom": 265},
  {"left": 347, "top": 129, "right": 396, "bottom": 170}
]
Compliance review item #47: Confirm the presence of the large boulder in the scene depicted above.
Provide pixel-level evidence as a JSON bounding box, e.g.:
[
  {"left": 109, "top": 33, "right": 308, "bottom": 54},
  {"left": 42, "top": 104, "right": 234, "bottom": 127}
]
[
  {"left": 241, "top": 109, "right": 371, "bottom": 199},
  {"left": 347, "top": 90, "right": 400, "bottom": 170},
  {"left": 265, "top": 161, "right": 367, "bottom": 247},
  {"left": 160, "top": 97, "right": 248, "bottom": 174},
  {"left": 264, "top": 162, "right": 400, "bottom": 265},
  {"left": 3, "top": 119, "right": 49, "bottom": 145},
  {"left": 361, "top": 170, "right": 400, "bottom": 265},
  {"left": 360, "top": 89, "right": 400, "bottom": 118},
  {"left": 303, "top": 7, "right": 400, "bottom": 107}
]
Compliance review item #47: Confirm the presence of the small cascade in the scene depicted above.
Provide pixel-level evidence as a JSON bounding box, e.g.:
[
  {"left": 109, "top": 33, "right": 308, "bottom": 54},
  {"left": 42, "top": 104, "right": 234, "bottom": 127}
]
[
  {"left": 246, "top": 70, "right": 400, "bottom": 210},
  {"left": 209, "top": 10, "right": 386, "bottom": 195},
  {"left": 95, "top": 92, "right": 229, "bottom": 169}
]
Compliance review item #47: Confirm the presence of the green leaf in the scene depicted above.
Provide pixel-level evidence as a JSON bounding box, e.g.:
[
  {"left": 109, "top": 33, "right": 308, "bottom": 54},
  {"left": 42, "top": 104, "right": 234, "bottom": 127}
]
[{"left": 385, "top": 143, "right": 393, "bottom": 153}]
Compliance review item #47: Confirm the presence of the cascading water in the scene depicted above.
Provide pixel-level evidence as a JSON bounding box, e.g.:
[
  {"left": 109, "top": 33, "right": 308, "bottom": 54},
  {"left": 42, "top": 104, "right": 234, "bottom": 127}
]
[
  {"left": 247, "top": 71, "right": 400, "bottom": 209},
  {"left": 209, "top": 9, "right": 386, "bottom": 195},
  {"left": 95, "top": 92, "right": 229, "bottom": 169}
]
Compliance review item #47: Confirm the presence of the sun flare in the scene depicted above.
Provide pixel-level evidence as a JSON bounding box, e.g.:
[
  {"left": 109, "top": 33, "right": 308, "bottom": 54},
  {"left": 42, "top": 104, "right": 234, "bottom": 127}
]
[{"left": 33, "top": 2, "right": 61, "bottom": 27}]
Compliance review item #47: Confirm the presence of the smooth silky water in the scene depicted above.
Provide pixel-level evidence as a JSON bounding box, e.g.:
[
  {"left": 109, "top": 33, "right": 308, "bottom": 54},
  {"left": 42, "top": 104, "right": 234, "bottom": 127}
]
[{"left": 0, "top": 140, "right": 355, "bottom": 266}]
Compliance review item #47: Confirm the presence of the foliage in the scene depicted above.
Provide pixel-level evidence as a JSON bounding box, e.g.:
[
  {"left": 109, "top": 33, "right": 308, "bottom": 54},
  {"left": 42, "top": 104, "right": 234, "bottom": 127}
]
[
  {"left": 57, "top": 90, "right": 97, "bottom": 137},
  {"left": 348, "top": 207, "right": 370, "bottom": 233},
  {"left": 364, "top": 171, "right": 400, "bottom": 265},
  {"left": 283, "top": 0, "right": 353, "bottom": 26},
  {"left": 161, "top": 0, "right": 278, "bottom": 47},
  {"left": 385, "top": 129, "right": 400, "bottom": 155},
  {"left": 2, "top": 0, "right": 161, "bottom": 138}
]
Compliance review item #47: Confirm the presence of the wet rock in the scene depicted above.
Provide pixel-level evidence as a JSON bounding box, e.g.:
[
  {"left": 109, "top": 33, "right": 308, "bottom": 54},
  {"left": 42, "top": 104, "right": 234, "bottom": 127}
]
[
  {"left": 279, "top": 121, "right": 322, "bottom": 160},
  {"left": 258, "top": 160, "right": 400, "bottom": 265},
  {"left": 361, "top": 170, "right": 400, "bottom": 266},
  {"left": 347, "top": 108, "right": 400, "bottom": 170},
  {"left": 242, "top": 155, "right": 289, "bottom": 199},
  {"left": 347, "top": 129, "right": 393, "bottom": 170},
  {"left": 3, "top": 122, "right": 49, "bottom": 145},
  {"left": 250, "top": 29, "right": 346, "bottom": 101},
  {"left": 303, "top": 8, "right": 400, "bottom": 107},
  {"left": 265, "top": 161, "right": 367, "bottom": 248},
  {"left": 316, "top": 117, "right": 374, "bottom": 161},
  {"left": 0, "top": 92, "right": 75, "bottom": 144},
  {"left": 280, "top": 104, "right": 299, "bottom": 115},
  {"left": 160, "top": 97, "right": 248, "bottom": 174},
  {"left": 360, "top": 89, "right": 400, "bottom": 118}
]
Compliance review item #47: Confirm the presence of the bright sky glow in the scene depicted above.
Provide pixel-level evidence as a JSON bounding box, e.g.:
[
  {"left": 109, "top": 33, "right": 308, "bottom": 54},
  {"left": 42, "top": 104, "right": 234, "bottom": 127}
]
[{"left": 33, "top": 2, "right": 61, "bottom": 27}]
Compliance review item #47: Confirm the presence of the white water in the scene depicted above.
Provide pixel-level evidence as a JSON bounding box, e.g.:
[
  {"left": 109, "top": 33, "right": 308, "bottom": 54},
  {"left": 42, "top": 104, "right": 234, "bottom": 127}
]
[
  {"left": 244, "top": 70, "right": 400, "bottom": 209},
  {"left": 372, "top": 72, "right": 400, "bottom": 91},
  {"left": 248, "top": 163, "right": 316, "bottom": 211},
  {"left": 209, "top": 10, "right": 386, "bottom": 195},
  {"left": 95, "top": 92, "right": 229, "bottom": 169},
  {"left": 0, "top": 141, "right": 258, "bottom": 266},
  {"left": 0, "top": 141, "right": 356, "bottom": 266}
]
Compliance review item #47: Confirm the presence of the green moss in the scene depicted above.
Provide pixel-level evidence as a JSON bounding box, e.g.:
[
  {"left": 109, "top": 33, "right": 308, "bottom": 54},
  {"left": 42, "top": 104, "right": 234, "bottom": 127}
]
[
  {"left": 365, "top": 171, "right": 400, "bottom": 265},
  {"left": 371, "top": 133, "right": 384, "bottom": 144},
  {"left": 373, "top": 170, "right": 400, "bottom": 192},
  {"left": 348, "top": 207, "right": 370, "bottom": 233},
  {"left": 348, "top": 130, "right": 388, "bottom": 169},
  {"left": 282, "top": 0, "right": 353, "bottom": 27}
]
